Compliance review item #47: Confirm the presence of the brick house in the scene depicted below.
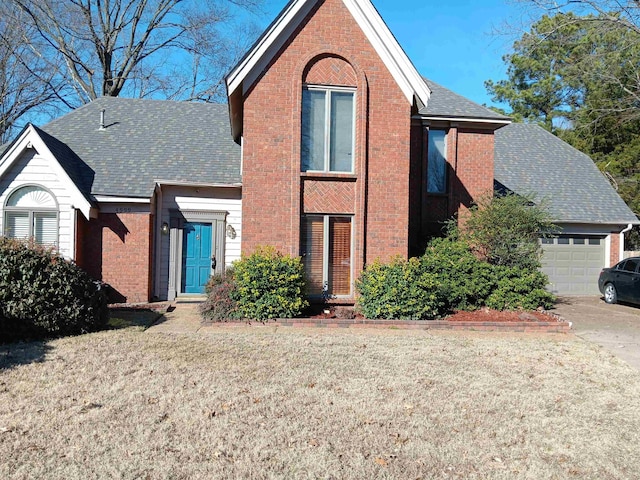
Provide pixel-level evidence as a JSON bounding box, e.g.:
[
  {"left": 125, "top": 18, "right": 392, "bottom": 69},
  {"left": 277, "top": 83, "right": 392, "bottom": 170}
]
[{"left": 0, "top": 0, "right": 636, "bottom": 301}]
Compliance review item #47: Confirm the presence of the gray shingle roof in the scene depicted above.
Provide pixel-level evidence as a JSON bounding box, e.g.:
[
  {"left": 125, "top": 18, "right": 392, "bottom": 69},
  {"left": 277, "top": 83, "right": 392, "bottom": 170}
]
[
  {"left": 40, "top": 97, "right": 241, "bottom": 198},
  {"left": 495, "top": 123, "right": 639, "bottom": 225},
  {"left": 421, "top": 78, "right": 509, "bottom": 121}
]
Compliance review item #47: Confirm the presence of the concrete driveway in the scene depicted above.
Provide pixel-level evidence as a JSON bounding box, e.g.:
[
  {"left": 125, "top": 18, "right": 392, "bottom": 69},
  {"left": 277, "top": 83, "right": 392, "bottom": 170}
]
[{"left": 553, "top": 296, "right": 640, "bottom": 370}]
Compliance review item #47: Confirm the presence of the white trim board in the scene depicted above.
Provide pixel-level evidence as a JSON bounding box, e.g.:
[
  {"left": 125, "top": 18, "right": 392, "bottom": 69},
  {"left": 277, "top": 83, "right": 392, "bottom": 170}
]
[{"left": 0, "top": 125, "right": 93, "bottom": 219}]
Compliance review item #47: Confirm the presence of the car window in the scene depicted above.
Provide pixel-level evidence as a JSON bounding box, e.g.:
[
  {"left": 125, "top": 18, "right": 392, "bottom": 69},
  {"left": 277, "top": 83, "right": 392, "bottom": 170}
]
[{"left": 621, "top": 259, "right": 640, "bottom": 272}]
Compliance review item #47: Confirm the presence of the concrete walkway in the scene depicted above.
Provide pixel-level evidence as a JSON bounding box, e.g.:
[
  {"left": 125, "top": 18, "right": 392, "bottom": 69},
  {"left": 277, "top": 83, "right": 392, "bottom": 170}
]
[
  {"left": 552, "top": 296, "right": 640, "bottom": 370},
  {"left": 147, "top": 300, "right": 203, "bottom": 334}
]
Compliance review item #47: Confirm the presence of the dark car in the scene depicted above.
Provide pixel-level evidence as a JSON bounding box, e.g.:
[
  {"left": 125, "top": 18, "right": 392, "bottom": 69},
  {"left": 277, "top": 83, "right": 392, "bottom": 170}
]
[{"left": 598, "top": 257, "right": 640, "bottom": 305}]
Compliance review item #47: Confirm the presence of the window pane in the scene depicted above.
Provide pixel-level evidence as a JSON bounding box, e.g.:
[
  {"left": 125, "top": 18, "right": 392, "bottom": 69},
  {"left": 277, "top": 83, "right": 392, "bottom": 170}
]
[
  {"left": 301, "top": 90, "right": 326, "bottom": 171},
  {"left": 558, "top": 237, "right": 570, "bottom": 244},
  {"left": 329, "top": 92, "right": 354, "bottom": 172},
  {"left": 623, "top": 259, "right": 640, "bottom": 272},
  {"left": 573, "top": 238, "right": 585, "bottom": 245},
  {"left": 427, "top": 129, "right": 447, "bottom": 193},
  {"left": 34, "top": 212, "right": 58, "bottom": 246},
  {"left": 329, "top": 217, "right": 351, "bottom": 295},
  {"left": 589, "top": 238, "right": 601, "bottom": 245},
  {"left": 5, "top": 211, "right": 30, "bottom": 239},
  {"left": 541, "top": 238, "right": 554, "bottom": 244},
  {"left": 301, "top": 216, "right": 324, "bottom": 295}
]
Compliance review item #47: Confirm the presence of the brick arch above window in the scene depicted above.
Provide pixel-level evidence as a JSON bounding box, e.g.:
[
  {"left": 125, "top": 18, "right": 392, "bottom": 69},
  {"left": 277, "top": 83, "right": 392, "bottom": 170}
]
[{"left": 303, "top": 55, "right": 357, "bottom": 87}]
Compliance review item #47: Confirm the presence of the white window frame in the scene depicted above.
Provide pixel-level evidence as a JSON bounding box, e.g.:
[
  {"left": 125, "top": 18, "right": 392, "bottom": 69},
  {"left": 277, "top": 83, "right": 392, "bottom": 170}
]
[
  {"left": 302, "top": 214, "right": 354, "bottom": 298},
  {"left": 3, "top": 185, "right": 59, "bottom": 246},
  {"left": 301, "top": 85, "right": 356, "bottom": 174}
]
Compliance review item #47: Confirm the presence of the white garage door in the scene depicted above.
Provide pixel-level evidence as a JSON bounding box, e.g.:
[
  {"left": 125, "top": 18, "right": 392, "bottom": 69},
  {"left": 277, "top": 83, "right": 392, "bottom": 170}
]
[{"left": 540, "top": 235, "right": 606, "bottom": 295}]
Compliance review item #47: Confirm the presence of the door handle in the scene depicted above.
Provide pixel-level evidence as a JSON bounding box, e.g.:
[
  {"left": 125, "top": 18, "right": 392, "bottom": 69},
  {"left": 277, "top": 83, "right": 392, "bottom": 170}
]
[{"left": 211, "top": 255, "right": 217, "bottom": 270}]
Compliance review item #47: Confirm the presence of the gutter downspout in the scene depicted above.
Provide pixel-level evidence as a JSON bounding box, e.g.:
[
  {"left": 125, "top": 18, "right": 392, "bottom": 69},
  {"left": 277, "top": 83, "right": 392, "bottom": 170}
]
[{"left": 620, "top": 223, "right": 633, "bottom": 261}]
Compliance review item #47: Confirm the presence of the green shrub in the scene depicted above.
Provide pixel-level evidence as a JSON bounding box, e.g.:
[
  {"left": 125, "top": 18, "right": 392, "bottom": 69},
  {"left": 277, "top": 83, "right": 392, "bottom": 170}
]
[
  {"left": 420, "top": 237, "right": 497, "bottom": 311},
  {"left": 458, "top": 193, "right": 556, "bottom": 270},
  {"left": 0, "top": 238, "right": 108, "bottom": 342},
  {"left": 356, "top": 237, "right": 556, "bottom": 319},
  {"left": 356, "top": 257, "right": 443, "bottom": 320},
  {"left": 199, "top": 271, "right": 239, "bottom": 322},
  {"left": 230, "top": 246, "right": 308, "bottom": 320},
  {"left": 486, "top": 266, "right": 555, "bottom": 311}
]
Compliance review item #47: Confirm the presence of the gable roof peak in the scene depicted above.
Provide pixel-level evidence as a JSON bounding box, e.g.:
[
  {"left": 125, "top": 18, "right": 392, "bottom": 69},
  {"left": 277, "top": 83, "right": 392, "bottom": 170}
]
[{"left": 225, "top": 0, "right": 431, "bottom": 141}]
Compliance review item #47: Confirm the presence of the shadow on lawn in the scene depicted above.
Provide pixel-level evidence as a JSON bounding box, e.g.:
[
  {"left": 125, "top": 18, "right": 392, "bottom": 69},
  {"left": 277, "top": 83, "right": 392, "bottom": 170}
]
[
  {"left": 107, "top": 309, "right": 164, "bottom": 329},
  {"left": 0, "top": 341, "right": 52, "bottom": 370}
]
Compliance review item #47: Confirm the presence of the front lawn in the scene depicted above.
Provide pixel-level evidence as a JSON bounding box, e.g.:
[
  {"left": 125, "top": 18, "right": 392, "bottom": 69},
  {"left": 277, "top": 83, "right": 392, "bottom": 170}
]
[{"left": 1, "top": 326, "right": 639, "bottom": 479}]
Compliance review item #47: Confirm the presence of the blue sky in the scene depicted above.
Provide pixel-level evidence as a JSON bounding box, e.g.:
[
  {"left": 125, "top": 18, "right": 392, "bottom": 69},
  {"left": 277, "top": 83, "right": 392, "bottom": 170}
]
[{"left": 258, "top": 0, "right": 530, "bottom": 108}]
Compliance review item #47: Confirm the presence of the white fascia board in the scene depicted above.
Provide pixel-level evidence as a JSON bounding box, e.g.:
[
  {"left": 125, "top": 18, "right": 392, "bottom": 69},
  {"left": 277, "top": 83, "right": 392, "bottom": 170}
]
[
  {"left": 0, "top": 125, "right": 93, "bottom": 220},
  {"left": 226, "top": 0, "right": 315, "bottom": 96},
  {"left": 94, "top": 195, "right": 151, "bottom": 203},
  {"left": 226, "top": 0, "right": 430, "bottom": 108},
  {"left": 419, "top": 115, "right": 512, "bottom": 125},
  {"left": 342, "top": 0, "right": 430, "bottom": 108},
  {"left": 154, "top": 180, "right": 242, "bottom": 189}
]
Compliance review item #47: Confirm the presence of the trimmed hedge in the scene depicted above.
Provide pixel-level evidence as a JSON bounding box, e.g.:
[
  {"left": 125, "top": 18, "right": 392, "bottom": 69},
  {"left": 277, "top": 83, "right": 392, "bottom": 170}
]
[
  {"left": 0, "top": 238, "right": 108, "bottom": 342},
  {"left": 230, "top": 246, "right": 308, "bottom": 320},
  {"left": 357, "top": 238, "right": 555, "bottom": 320},
  {"left": 356, "top": 257, "right": 443, "bottom": 320}
]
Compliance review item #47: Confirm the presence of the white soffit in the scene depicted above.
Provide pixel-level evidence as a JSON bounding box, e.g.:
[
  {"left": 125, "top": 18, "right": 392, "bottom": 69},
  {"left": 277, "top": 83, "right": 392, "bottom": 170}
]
[{"left": 226, "top": 0, "right": 431, "bottom": 108}]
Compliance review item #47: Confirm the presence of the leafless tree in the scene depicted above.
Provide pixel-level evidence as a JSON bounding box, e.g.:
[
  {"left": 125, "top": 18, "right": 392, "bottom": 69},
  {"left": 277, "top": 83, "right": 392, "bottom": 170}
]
[
  {"left": 7, "top": 0, "right": 263, "bottom": 108},
  {"left": 0, "top": 7, "right": 66, "bottom": 143}
]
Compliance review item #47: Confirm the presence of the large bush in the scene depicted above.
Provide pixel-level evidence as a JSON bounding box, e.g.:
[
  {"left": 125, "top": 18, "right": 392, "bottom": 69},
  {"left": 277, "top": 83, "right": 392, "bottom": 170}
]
[
  {"left": 486, "top": 266, "right": 555, "bottom": 311},
  {"left": 420, "top": 237, "right": 496, "bottom": 311},
  {"left": 460, "top": 193, "right": 556, "bottom": 270},
  {"left": 230, "top": 246, "right": 308, "bottom": 320},
  {"left": 0, "top": 238, "right": 108, "bottom": 342},
  {"left": 357, "top": 237, "right": 556, "bottom": 320},
  {"left": 356, "top": 257, "right": 443, "bottom": 320}
]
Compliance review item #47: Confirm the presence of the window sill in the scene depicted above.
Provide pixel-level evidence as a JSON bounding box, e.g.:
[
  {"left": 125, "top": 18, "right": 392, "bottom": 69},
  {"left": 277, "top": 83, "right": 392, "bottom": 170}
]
[{"left": 301, "top": 172, "right": 357, "bottom": 181}]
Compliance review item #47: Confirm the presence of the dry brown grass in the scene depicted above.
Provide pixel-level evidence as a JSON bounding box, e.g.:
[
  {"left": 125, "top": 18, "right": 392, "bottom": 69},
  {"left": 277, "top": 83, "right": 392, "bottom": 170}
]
[{"left": 1, "top": 325, "right": 640, "bottom": 479}]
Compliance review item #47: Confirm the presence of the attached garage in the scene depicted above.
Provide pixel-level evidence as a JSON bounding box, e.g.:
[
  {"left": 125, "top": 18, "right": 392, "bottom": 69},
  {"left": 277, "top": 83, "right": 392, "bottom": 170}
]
[
  {"left": 495, "top": 123, "right": 639, "bottom": 296},
  {"left": 540, "top": 235, "right": 606, "bottom": 295}
]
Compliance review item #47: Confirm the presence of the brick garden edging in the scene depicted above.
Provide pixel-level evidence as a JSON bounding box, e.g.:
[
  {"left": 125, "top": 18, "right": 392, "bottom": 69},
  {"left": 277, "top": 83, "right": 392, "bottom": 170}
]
[{"left": 204, "top": 314, "right": 572, "bottom": 333}]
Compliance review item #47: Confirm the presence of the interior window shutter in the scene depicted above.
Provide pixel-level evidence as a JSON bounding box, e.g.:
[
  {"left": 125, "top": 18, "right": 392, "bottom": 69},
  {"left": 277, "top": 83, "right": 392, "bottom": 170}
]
[
  {"left": 34, "top": 212, "right": 58, "bottom": 246},
  {"left": 301, "top": 216, "right": 324, "bottom": 295},
  {"left": 5, "top": 211, "right": 30, "bottom": 239},
  {"left": 329, "top": 217, "right": 351, "bottom": 296}
]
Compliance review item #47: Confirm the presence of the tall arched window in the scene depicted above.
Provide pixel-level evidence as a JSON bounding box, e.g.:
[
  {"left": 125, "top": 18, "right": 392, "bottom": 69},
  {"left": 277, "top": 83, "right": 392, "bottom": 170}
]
[{"left": 4, "top": 186, "right": 59, "bottom": 245}]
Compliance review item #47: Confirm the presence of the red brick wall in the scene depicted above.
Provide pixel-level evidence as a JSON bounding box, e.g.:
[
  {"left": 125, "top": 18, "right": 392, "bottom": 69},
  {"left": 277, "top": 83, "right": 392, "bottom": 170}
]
[
  {"left": 241, "top": 0, "right": 412, "bottom": 287},
  {"left": 454, "top": 128, "right": 495, "bottom": 223},
  {"left": 415, "top": 126, "right": 495, "bottom": 242},
  {"left": 610, "top": 232, "right": 621, "bottom": 265},
  {"left": 76, "top": 212, "right": 153, "bottom": 303}
]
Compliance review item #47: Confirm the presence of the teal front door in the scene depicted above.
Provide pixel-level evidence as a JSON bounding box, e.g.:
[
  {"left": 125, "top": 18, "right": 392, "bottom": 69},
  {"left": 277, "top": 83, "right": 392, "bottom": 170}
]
[{"left": 181, "top": 222, "right": 212, "bottom": 294}]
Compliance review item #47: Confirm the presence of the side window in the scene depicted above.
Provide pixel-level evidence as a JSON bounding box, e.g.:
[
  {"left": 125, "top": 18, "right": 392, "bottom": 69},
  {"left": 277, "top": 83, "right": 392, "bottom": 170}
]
[
  {"left": 622, "top": 259, "right": 640, "bottom": 272},
  {"left": 426, "top": 129, "right": 447, "bottom": 194},
  {"left": 3, "top": 185, "right": 58, "bottom": 246},
  {"left": 301, "top": 87, "right": 355, "bottom": 173}
]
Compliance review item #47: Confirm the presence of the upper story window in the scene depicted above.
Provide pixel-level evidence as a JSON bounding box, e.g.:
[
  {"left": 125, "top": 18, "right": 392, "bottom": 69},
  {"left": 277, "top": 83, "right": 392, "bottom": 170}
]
[
  {"left": 426, "top": 129, "right": 447, "bottom": 194},
  {"left": 301, "top": 86, "right": 355, "bottom": 173},
  {"left": 3, "top": 185, "right": 58, "bottom": 246}
]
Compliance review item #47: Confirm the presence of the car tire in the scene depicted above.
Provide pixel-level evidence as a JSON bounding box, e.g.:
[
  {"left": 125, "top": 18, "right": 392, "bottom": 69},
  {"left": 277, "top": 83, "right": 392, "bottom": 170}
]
[{"left": 604, "top": 283, "right": 618, "bottom": 304}]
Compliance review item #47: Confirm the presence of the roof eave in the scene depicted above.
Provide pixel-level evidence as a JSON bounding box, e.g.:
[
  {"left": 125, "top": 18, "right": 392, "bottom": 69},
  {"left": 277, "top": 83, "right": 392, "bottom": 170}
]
[
  {"left": 417, "top": 114, "right": 511, "bottom": 129},
  {"left": 0, "top": 125, "right": 94, "bottom": 219}
]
